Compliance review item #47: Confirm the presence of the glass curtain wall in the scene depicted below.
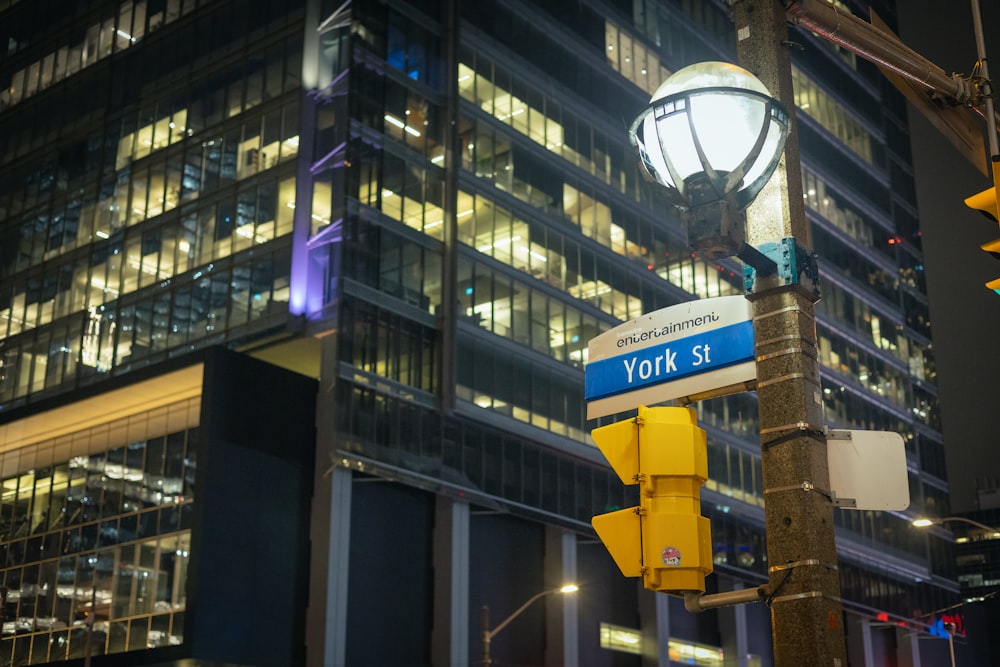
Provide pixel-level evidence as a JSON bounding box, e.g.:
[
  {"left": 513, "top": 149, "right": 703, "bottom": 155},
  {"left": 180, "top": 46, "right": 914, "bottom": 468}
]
[
  {"left": 0, "top": 0, "right": 305, "bottom": 409},
  {"left": 0, "top": 398, "right": 198, "bottom": 665}
]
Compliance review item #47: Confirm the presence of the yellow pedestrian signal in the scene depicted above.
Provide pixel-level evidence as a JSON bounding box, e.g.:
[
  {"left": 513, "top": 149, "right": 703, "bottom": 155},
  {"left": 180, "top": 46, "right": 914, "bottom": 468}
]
[
  {"left": 983, "top": 238, "right": 1000, "bottom": 258},
  {"left": 965, "top": 185, "right": 999, "bottom": 223},
  {"left": 591, "top": 508, "right": 643, "bottom": 578},
  {"left": 983, "top": 240, "right": 1000, "bottom": 295},
  {"left": 966, "top": 168, "right": 1000, "bottom": 293},
  {"left": 591, "top": 405, "right": 713, "bottom": 593}
]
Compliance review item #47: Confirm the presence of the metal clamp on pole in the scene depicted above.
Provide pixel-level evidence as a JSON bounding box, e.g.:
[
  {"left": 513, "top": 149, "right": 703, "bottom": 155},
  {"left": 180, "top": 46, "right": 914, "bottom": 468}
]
[
  {"left": 762, "top": 560, "right": 840, "bottom": 608},
  {"left": 756, "top": 345, "right": 814, "bottom": 363},
  {"left": 753, "top": 303, "right": 816, "bottom": 324},
  {"left": 764, "top": 481, "right": 836, "bottom": 502},
  {"left": 759, "top": 422, "right": 827, "bottom": 450},
  {"left": 769, "top": 558, "right": 839, "bottom": 574},
  {"left": 768, "top": 591, "right": 843, "bottom": 605}
]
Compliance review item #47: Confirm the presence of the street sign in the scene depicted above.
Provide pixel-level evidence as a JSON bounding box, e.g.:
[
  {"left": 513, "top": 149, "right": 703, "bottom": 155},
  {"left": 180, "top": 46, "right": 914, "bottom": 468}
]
[
  {"left": 586, "top": 296, "right": 755, "bottom": 419},
  {"left": 827, "top": 429, "right": 909, "bottom": 511}
]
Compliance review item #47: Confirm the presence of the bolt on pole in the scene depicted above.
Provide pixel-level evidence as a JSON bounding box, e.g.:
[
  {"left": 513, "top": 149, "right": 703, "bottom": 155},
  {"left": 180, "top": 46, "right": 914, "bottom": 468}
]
[{"left": 728, "top": 1, "right": 849, "bottom": 666}]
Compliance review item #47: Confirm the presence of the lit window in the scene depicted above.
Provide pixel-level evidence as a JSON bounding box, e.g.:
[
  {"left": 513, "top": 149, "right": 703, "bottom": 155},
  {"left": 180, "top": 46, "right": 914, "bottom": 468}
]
[
  {"left": 599, "top": 622, "right": 641, "bottom": 654},
  {"left": 668, "top": 638, "right": 725, "bottom": 666},
  {"left": 791, "top": 67, "right": 873, "bottom": 164}
]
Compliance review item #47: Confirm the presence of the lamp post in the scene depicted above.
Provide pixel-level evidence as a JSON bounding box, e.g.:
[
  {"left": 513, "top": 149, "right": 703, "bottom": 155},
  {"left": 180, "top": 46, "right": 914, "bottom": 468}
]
[
  {"left": 944, "top": 621, "right": 958, "bottom": 667},
  {"left": 628, "top": 2, "right": 849, "bottom": 664},
  {"left": 734, "top": 3, "right": 849, "bottom": 664},
  {"left": 480, "top": 584, "right": 578, "bottom": 667},
  {"left": 912, "top": 516, "right": 997, "bottom": 667}
]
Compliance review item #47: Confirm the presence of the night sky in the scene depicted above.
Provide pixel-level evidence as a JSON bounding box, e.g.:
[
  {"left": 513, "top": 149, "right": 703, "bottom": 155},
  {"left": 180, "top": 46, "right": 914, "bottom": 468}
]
[{"left": 898, "top": 1, "right": 1000, "bottom": 513}]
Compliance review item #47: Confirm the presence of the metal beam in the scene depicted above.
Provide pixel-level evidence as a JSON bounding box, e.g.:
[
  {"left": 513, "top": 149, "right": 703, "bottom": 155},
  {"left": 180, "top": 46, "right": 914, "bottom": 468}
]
[{"left": 785, "top": 0, "right": 977, "bottom": 104}]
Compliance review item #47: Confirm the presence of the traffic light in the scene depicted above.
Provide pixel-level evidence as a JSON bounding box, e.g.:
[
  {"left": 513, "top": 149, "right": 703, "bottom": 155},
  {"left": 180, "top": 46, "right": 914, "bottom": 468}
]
[
  {"left": 983, "top": 238, "right": 1000, "bottom": 295},
  {"left": 591, "top": 405, "right": 713, "bottom": 593},
  {"left": 965, "top": 185, "right": 999, "bottom": 223},
  {"left": 965, "top": 172, "right": 1000, "bottom": 294}
]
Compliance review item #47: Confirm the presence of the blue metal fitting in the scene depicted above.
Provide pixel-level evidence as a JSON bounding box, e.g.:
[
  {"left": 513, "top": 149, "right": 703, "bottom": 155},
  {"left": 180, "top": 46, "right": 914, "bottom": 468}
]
[{"left": 742, "top": 238, "right": 820, "bottom": 301}]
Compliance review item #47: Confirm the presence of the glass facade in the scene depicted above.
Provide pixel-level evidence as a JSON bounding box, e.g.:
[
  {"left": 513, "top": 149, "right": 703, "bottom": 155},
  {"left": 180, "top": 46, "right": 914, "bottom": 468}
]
[
  {"left": 0, "top": 0, "right": 963, "bottom": 664},
  {"left": 953, "top": 510, "right": 1000, "bottom": 594},
  {"left": 0, "top": 398, "right": 198, "bottom": 665},
  {"left": 0, "top": 0, "right": 304, "bottom": 408}
]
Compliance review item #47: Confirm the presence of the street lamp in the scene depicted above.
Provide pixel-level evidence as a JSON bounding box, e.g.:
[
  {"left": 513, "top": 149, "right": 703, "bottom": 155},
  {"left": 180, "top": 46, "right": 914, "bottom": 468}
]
[
  {"left": 480, "top": 584, "right": 578, "bottom": 667},
  {"left": 913, "top": 516, "right": 1000, "bottom": 535},
  {"left": 913, "top": 515, "right": 998, "bottom": 667},
  {"left": 629, "top": 61, "right": 789, "bottom": 259},
  {"left": 628, "top": 11, "right": 850, "bottom": 662}
]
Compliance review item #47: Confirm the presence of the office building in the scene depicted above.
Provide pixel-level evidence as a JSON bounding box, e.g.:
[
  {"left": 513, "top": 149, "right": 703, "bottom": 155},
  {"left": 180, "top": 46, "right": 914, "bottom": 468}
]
[
  {"left": 941, "top": 508, "right": 1000, "bottom": 665},
  {"left": 0, "top": 0, "right": 964, "bottom": 664}
]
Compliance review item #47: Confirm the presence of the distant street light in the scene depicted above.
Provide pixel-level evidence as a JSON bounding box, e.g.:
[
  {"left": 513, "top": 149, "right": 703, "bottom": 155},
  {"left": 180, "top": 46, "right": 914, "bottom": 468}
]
[
  {"left": 912, "top": 516, "right": 1000, "bottom": 534},
  {"left": 913, "top": 514, "right": 999, "bottom": 667},
  {"left": 480, "top": 584, "right": 578, "bottom": 666}
]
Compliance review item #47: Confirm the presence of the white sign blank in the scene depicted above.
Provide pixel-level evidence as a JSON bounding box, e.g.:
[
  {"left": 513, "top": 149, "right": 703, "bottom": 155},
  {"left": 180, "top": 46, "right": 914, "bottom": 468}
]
[{"left": 827, "top": 430, "right": 910, "bottom": 511}]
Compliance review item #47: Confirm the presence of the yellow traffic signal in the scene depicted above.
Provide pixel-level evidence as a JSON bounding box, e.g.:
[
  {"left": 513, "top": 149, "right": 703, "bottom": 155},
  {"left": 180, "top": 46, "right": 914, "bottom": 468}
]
[
  {"left": 983, "top": 240, "right": 1000, "bottom": 295},
  {"left": 591, "top": 405, "right": 713, "bottom": 593},
  {"left": 983, "top": 238, "right": 1000, "bottom": 259},
  {"left": 966, "top": 180, "right": 1000, "bottom": 293},
  {"left": 965, "top": 185, "right": 999, "bottom": 223}
]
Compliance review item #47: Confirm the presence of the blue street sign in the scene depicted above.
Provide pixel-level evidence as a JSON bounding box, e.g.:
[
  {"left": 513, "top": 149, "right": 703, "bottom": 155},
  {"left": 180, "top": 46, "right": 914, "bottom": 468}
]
[
  {"left": 585, "top": 320, "right": 754, "bottom": 402},
  {"left": 585, "top": 296, "right": 756, "bottom": 418}
]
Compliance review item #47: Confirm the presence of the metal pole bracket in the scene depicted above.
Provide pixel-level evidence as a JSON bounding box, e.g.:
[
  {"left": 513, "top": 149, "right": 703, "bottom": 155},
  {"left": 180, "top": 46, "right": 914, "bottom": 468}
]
[{"left": 743, "top": 238, "right": 820, "bottom": 301}]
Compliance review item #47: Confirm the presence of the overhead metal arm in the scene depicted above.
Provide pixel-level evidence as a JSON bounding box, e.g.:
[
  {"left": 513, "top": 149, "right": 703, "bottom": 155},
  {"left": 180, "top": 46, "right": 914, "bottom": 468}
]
[
  {"left": 784, "top": 0, "right": 979, "bottom": 105},
  {"left": 780, "top": 0, "right": 999, "bottom": 174}
]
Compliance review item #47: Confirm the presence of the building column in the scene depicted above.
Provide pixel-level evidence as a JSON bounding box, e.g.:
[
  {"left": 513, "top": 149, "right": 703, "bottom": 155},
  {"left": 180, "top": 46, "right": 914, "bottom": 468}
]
[
  {"left": 846, "top": 615, "right": 875, "bottom": 667},
  {"left": 431, "top": 497, "right": 470, "bottom": 667},
  {"left": 306, "top": 331, "right": 349, "bottom": 666},
  {"left": 732, "top": 591, "right": 749, "bottom": 667},
  {"left": 325, "top": 466, "right": 353, "bottom": 667},
  {"left": 718, "top": 578, "right": 750, "bottom": 667},
  {"left": 895, "top": 625, "right": 923, "bottom": 667},
  {"left": 639, "top": 587, "right": 671, "bottom": 666},
  {"left": 305, "top": 461, "right": 353, "bottom": 667},
  {"left": 545, "top": 528, "right": 579, "bottom": 667}
]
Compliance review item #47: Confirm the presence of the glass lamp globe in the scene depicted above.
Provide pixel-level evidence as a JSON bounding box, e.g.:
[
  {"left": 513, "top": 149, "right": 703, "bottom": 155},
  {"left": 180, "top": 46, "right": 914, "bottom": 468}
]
[{"left": 629, "top": 61, "right": 789, "bottom": 211}]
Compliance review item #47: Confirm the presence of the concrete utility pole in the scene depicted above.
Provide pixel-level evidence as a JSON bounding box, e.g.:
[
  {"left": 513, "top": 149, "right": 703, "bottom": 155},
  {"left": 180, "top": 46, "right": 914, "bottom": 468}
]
[{"left": 728, "top": 1, "right": 849, "bottom": 665}]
